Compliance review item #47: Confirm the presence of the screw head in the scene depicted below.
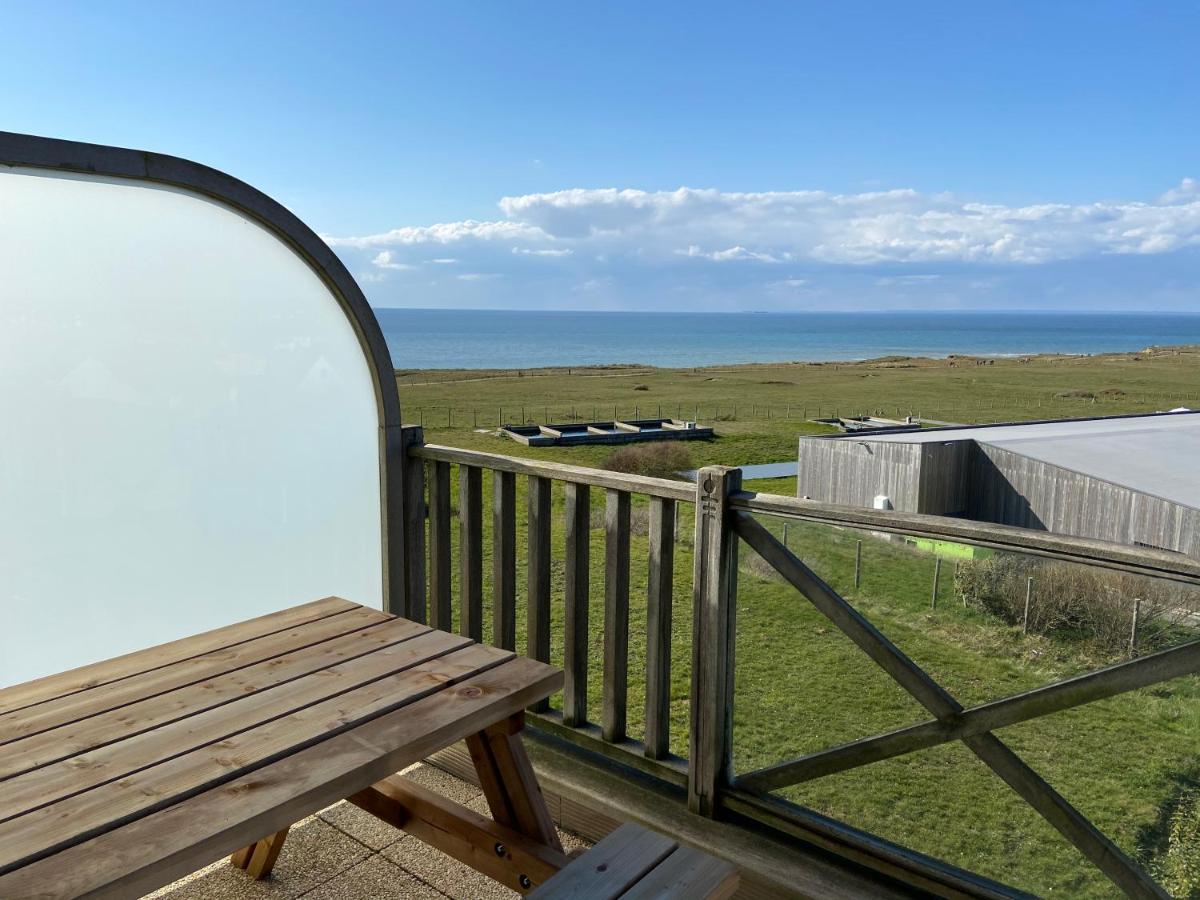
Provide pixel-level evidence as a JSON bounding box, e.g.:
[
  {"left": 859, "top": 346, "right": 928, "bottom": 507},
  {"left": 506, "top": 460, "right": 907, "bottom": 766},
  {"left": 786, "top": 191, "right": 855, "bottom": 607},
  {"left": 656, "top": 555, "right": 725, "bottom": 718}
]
[
  {"left": 519, "top": 874, "right": 532, "bottom": 889},
  {"left": 494, "top": 842, "right": 507, "bottom": 857}
]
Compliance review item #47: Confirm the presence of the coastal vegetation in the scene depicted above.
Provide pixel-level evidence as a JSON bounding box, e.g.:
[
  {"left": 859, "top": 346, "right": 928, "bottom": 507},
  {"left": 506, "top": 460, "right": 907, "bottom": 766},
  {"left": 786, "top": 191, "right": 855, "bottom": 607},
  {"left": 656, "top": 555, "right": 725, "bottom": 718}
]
[{"left": 397, "top": 346, "right": 1200, "bottom": 898}]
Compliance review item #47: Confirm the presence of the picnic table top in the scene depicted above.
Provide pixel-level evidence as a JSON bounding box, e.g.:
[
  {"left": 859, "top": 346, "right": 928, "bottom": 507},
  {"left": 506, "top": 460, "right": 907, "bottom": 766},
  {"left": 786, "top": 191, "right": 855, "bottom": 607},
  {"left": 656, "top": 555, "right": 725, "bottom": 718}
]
[{"left": 0, "top": 596, "right": 562, "bottom": 899}]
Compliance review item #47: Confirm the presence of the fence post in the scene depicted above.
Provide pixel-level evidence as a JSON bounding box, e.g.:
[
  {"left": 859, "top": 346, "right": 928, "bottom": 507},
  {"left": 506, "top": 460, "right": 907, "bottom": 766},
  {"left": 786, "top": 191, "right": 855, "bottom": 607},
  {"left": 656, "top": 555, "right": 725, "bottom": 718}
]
[
  {"left": 1023, "top": 577, "right": 1034, "bottom": 634},
  {"left": 1129, "top": 598, "right": 1142, "bottom": 658},
  {"left": 782, "top": 523, "right": 789, "bottom": 549},
  {"left": 688, "top": 465, "right": 742, "bottom": 817},
  {"left": 931, "top": 557, "right": 941, "bottom": 609},
  {"left": 854, "top": 540, "right": 862, "bottom": 589},
  {"left": 398, "top": 425, "right": 426, "bottom": 623}
]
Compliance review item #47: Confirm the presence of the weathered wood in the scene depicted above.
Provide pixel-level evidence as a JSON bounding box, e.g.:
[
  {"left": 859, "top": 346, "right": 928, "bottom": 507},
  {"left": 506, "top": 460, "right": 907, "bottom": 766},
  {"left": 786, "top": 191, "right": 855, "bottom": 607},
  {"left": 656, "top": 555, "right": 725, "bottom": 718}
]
[
  {"left": 0, "top": 597, "right": 357, "bottom": 718},
  {"left": 689, "top": 467, "right": 741, "bottom": 817},
  {"left": 414, "top": 444, "right": 693, "bottom": 502},
  {"left": 1022, "top": 577, "right": 1034, "bottom": 634},
  {"left": 0, "top": 621, "right": 438, "bottom": 806},
  {"left": 737, "top": 637, "right": 1200, "bottom": 792},
  {"left": 0, "top": 606, "right": 391, "bottom": 750},
  {"left": 401, "top": 425, "right": 428, "bottom": 623},
  {"left": 735, "top": 489, "right": 1200, "bottom": 586},
  {"left": 645, "top": 497, "right": 676, "bottom": 760},
  {"left": 854, "top": 540, "right": 862, "bottom": 589},
  {"left": 230, "top": 827, "right": 289, "bottom": 879},
  {"left": 468, "top": 715, "right": 564, "bottom": 853},
  {"left": 459, "top": 465, "right": 484, "bottom": 642},
  {"left": 733, "top": 511, "right": 1169, "bottom": 899},
  {"left": 603, "top": 490, "right": 631, "bottom": 743},
  {"left": 528, "top": 476, "right": 553, "bottom": 713},
  {"left": 563, "top": 483, "right": 591, "bottom": 727},
  {"left": 428, "top": 459, "right": 453, "bottom": 631},
  {"left": 930, "top": 557, "right": 941, "bottom": 609},
  {"left": 527, "top": 822, "right": 676, "bottom": 899},
  {"left": 622, "top": 844, "right": 740, "bottom": 900},
  {"left": 349, "top": 775, "right": 569, "bottom": 894},
  {"left": 1129, "top": 597, "right": 1143, "bottom": 658},
  {"left": 0, "top": 654, "right": 561, "bottom": 898},
  {"left": 493, "top": 469, "right": 518, "bottom": 650}
]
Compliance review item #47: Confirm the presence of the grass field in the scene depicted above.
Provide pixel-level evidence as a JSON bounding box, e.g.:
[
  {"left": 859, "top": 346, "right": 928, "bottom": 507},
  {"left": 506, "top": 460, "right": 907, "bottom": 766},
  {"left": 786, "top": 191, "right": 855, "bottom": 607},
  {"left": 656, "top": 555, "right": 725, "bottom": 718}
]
[{"left": 395, "top": 347, "right": 1200, "bottom": 898}]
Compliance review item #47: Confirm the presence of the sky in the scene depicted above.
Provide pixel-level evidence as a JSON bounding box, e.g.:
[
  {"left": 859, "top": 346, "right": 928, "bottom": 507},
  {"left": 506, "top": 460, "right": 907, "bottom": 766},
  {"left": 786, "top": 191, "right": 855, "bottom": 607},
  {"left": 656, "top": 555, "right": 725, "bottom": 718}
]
[{"left": 2, "top": 1, "right": 1198, "bottom": 312}]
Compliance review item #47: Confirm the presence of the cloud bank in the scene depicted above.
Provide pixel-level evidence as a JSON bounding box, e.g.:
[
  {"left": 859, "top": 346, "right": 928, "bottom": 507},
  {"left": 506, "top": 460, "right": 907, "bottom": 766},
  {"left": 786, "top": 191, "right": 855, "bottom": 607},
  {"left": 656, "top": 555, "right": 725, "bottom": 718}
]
[{"left": 324, "top": 180, "right": 1200, "bottom": 310}]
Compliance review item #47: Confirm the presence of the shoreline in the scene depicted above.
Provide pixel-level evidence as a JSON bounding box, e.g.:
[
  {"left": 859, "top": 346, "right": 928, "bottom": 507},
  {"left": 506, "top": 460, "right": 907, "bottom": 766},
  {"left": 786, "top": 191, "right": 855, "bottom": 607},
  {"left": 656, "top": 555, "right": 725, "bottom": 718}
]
[{"left": 394, "top": 343, "right": 1200, "bottom": 377}]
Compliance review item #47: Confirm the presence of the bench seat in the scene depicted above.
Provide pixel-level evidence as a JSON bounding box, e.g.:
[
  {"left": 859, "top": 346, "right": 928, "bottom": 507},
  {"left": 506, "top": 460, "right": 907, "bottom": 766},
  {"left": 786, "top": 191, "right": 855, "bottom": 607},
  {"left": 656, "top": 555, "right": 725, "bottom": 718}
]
[{"left": 530, "top": 822, "right": 738, "bottom": 899}]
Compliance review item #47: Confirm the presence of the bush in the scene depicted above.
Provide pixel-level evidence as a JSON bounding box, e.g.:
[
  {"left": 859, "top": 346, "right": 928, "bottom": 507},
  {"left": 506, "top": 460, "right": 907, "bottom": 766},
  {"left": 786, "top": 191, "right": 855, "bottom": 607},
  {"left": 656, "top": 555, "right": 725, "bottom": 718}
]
[
  {"left": 1153, "top": 789, "right": 1200, "bottom": 898},
  {"left": 633, "top": 384, "right": 650, "bottom": 391},
  {"left": 601, "top": 442, "right": 693, "bottom": 480},
  {"left": 955, "top": 554, "right": 1197, "bottom": 655}
]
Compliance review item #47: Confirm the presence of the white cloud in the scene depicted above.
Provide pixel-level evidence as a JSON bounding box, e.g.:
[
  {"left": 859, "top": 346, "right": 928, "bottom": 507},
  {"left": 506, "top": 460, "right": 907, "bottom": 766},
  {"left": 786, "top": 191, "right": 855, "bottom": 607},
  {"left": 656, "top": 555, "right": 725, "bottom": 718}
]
[
  {"left": 371, "top": 250, "right": 415, "bottom": 270},
  {"left": 429, "top": 258, "right": 458, "bottom": 264},
  {"left": 456, "top": 273, "right": 499, "bottom": 282},
  {"left": 333, "top": 180, "right": 1200, "bottom": 269},
  {"left": 513, "top": 247, "right": 573, "bottom": 257}
]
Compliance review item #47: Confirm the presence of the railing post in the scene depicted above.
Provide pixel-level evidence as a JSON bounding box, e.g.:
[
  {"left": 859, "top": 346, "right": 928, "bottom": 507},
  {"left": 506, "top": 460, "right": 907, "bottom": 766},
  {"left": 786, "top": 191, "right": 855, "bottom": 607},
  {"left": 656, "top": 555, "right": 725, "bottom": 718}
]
[
  {"left": 688, "top": 465, "right": 741, "bottom": 817},
  {"left": 399, "top": 425, "right": 426, "bottom": 623}
]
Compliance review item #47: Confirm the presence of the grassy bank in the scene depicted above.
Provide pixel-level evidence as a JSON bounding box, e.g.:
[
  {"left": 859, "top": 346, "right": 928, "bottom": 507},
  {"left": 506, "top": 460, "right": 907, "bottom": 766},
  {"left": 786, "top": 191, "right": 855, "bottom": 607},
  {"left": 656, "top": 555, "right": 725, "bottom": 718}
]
[{"left": 395, "top": 347, "right": 1200, "bottom": 898}]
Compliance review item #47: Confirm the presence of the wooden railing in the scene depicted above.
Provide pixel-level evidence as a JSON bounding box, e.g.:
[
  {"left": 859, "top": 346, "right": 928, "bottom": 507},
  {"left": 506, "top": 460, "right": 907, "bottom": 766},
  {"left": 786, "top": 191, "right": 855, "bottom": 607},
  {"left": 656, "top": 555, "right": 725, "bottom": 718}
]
[{"left": 398, "top": 427, "right": 1200, "bottom": 899}]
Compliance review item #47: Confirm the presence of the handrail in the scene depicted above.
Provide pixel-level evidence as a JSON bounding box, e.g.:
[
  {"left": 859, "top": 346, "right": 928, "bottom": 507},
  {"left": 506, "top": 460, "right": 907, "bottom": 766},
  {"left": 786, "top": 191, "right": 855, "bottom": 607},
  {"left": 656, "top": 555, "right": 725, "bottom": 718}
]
[
  {"left": 733, "top": 490, "right": 1200, "bottom": 585},
  {"left": 412, "top": 443, "right": 695, "bottom": 502}
]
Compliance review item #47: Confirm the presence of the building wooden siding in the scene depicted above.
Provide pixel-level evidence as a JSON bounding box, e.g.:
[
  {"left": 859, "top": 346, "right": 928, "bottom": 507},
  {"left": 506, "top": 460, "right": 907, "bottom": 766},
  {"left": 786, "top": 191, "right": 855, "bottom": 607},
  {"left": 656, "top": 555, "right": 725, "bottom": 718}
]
[
  {"left": 970, "top": 444, "right": 1200, "bottom": 557},
  {"left": 797, "top": 439, "right": 923, "bottom": 510}
]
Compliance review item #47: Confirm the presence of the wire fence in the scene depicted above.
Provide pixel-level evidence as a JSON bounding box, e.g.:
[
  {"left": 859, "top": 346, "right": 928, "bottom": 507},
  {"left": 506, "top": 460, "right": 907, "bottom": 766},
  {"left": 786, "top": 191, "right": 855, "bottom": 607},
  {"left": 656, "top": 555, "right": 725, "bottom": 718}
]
[{"left": 403, "top": 392, "right": 1200, "bottom": 429}]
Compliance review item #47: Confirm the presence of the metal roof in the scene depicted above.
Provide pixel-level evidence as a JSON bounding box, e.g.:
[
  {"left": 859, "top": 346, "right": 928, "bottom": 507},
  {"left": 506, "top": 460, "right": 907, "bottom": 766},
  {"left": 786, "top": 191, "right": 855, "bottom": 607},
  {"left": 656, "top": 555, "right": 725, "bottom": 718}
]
[{"left": 828, "top": 411, "right": 1200, "bottom": 509}]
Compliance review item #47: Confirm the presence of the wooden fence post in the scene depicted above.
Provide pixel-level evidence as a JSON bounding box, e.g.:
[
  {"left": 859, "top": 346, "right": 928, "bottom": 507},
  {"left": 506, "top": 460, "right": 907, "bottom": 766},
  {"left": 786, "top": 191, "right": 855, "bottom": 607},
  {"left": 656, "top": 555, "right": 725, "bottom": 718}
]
[
  {"left": 931, "top": 557, "right": 941, "bottom": 609},
  {"left": 1023, "top": 577, "right": 1034, "bottom": 634},
  {"left": 854, "top": 540, "right": 862, "bottom": 589},
  {"left": 782, "top": 523, "right": 789, "bottom": 549},
  {"left": 399, "top": 425, "right": 426, "bottom": 623},
  {"left": 688, "top": 465, "right": 742, "bottom": 817}
]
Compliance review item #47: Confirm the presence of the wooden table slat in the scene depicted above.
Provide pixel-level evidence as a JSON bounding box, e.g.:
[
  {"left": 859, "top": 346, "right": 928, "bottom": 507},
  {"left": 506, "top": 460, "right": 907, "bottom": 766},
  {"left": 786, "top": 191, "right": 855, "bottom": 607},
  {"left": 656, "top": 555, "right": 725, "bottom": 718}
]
[
  {"left": 0, "top": 627, "right": 470, "bottom": 822},
  {"left": 0, "top": 597, "right": 359, "bottom": 716},
  {"left": 0, "top": 655, "right": 562, "bottom": 899},
  {"left": 0, "top": 606, "right": 393, "bottom": 748},
  {"left": 0, "top": 643, "right": 518, "bottom": 873}
]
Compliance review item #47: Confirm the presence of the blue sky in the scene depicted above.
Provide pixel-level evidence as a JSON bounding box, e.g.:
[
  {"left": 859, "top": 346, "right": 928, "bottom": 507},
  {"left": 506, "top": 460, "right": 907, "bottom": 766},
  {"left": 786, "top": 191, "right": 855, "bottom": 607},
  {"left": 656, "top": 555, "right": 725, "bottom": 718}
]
[{"left": 2, "top": 1, "right": 1198, "bottom": 311}]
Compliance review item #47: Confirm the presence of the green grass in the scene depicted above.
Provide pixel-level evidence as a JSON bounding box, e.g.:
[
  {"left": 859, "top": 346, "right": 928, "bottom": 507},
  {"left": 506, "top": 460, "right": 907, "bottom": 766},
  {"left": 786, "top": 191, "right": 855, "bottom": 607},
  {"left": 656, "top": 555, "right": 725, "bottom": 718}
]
[{"left": 399, "top": 348, "right": 1200, "bottom": 898}]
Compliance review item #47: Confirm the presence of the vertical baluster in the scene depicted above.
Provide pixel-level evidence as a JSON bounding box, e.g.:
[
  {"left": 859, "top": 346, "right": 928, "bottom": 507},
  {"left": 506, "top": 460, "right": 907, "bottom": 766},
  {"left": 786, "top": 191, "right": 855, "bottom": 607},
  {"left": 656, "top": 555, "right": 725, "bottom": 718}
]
[
  {"left": 400, "top": 426, "right": 426, "bottom": 624},
  {"left": 645, "top": 496, "right": 676, "bottom": 759},
  {"left": 458, "top": 465, "right": 483, "bottom": 642},
  {"left": 492, "top": 470, "right": 517, "bottom": 650},
  {"left": 603, "top": 489, "right": 631, "bottom": 743},
  {"left": 527, "top": 476, "right": 552, "bottom": 711},
  {"left": 563, "top": 482, "right": 591, "bottom": 726},
  {"left": 428, "top": 461, "right": 452, "bottom": 631}
]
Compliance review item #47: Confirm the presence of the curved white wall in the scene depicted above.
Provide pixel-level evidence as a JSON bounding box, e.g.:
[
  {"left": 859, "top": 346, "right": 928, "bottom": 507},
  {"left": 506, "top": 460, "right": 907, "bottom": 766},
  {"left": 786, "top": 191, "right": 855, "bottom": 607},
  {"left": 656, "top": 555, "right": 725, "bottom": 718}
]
[{"left": 0, "top": 167, "right": 383, "bottom": 686}]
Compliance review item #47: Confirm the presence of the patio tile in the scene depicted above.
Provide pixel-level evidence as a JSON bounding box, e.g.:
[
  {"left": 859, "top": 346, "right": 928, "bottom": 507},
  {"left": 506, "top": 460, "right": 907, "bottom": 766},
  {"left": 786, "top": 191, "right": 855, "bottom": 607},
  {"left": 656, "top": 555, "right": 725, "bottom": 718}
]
[
  {"left": 319, "top": 800, "right": 404, "bottom": 851},
  {"left": 399, "top": 761, "right": 484, "bottom": 805},
  {"left": 382, "top": 835, "right": 519, "bottom": 900},
  {"left": 146, "top": 818, "right": 369, "bottom": 900},
  {"left": 300, "top": 855, "right": 446, "bottom": 900}
]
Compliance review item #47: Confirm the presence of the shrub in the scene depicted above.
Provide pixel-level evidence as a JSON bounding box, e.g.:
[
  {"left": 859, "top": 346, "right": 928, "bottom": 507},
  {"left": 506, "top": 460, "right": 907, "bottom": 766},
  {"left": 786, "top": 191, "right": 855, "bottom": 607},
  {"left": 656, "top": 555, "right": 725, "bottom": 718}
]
[
  {"left": 601, "top": 442, "right": 693, "bottom": 480},
  {"left": 633, "top": 384, "right": 650, "bottom": 391},
  {"left": 955, "top": 554, "right": 1197, "bottom": 656},
  {"left": 1153, "top": 789, "right": 1200, "bottom": 898}
]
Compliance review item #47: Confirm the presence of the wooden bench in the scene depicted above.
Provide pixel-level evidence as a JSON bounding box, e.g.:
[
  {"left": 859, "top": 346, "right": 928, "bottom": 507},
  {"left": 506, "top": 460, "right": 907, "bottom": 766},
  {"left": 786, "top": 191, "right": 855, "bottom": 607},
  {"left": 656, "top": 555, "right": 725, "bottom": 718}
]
[{"left": 529, "top": 822, "right": 739, "bottom": 899}]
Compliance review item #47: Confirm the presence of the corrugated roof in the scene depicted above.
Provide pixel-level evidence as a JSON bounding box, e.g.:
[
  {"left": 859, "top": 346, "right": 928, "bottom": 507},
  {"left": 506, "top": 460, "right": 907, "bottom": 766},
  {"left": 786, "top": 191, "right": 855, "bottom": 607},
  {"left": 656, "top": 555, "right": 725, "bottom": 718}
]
[{"left": 825, "top": 411, "right": 1200, "bottom": 509}]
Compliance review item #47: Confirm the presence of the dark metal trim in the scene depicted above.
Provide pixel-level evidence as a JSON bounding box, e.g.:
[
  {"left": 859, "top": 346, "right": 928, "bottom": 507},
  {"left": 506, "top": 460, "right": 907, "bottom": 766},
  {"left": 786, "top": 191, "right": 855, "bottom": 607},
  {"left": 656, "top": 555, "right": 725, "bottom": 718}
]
[{"left": 0, "top": 131, "right": 406, "bottom": 615}]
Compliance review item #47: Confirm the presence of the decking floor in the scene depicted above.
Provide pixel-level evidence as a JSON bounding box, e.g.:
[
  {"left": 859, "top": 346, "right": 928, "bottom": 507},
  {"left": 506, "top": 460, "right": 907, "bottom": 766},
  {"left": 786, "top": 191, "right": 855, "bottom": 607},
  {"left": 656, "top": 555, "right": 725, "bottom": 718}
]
[{"left": 146, "top": 763, "right": 589, "bottom": 900}]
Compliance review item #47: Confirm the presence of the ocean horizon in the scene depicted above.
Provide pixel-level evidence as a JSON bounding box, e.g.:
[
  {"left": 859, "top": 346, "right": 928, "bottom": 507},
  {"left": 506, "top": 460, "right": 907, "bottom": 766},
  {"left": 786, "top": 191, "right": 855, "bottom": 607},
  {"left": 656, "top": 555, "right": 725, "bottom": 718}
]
[{"left": 375, "top": 308, "right": 1200, "bottom": 370}]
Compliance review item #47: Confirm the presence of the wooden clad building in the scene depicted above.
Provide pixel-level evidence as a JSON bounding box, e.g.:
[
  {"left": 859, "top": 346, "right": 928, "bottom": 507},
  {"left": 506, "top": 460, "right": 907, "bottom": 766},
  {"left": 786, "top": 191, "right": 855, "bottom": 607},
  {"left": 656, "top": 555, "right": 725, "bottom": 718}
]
[{"left": 797, "top": 411, "right": 1200, "bottom": 557}]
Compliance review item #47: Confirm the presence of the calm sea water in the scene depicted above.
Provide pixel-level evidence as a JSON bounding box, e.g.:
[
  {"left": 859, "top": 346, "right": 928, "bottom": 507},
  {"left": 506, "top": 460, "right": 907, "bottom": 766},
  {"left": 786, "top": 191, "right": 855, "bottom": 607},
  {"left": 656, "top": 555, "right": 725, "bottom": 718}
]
[{"left": 376, "top": 309, "right": 1200, "bottom": 369}]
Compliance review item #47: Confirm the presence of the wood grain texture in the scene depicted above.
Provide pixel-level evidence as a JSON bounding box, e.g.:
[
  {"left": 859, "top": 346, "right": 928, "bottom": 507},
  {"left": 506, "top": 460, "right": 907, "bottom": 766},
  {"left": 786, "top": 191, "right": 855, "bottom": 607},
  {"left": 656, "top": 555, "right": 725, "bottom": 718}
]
[
  {"left": 527, "top": 476, "right": 553, "bottom": 713},
  {"left": 401, "top": 425, "right": 428, "bottom": 623},
  {"left": 562, "top": 483, "right": 591, "bottom": 727},
  {"left": 0, "top": 656, "right": 562, "bottom": 899},
  {"left": 0, "top": 597, "right": 358, "bottom": 718},
  {"left": 428, "top": 459, "right": 453, "bottom": 631},
  {"left": 527, "top": 822, "right": 676, "bottom": 899},
  {"left": 603, "top": 490, "right": 631, "bottom": 744},
  {"left": 493, "top": 469, "right": 518, "bottom": 651},
  {"left": 459, "top": 465, "right": 484, "bottom": 642},
  {"left": 644, "top": 497, "right": 676, "bottom": 760}
]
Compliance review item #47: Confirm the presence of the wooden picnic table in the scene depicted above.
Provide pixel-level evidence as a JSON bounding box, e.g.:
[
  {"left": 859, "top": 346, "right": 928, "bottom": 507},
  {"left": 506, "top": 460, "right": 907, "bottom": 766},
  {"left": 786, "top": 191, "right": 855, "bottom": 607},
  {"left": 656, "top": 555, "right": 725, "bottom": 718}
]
[{"left": 0, "top": 597, "right": 566, "bottom": 899}]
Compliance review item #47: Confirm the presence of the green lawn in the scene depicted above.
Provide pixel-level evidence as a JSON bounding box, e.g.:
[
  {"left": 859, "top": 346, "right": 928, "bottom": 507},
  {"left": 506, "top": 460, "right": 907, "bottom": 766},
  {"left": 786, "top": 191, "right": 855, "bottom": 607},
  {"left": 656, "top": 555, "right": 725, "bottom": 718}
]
[{"left": 399, "top": 349, "right": 1200, "bottom": 898}]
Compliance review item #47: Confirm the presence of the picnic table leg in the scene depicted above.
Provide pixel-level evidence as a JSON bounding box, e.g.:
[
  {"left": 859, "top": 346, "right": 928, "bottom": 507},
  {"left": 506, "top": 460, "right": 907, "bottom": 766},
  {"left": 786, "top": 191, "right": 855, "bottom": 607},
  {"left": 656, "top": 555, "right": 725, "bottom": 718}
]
[
  {"left": 466, "top": 711, "right": 564, "bottom": 853},
  {"left": 230, "top": 826, "right": 289, "bottom": 880}
]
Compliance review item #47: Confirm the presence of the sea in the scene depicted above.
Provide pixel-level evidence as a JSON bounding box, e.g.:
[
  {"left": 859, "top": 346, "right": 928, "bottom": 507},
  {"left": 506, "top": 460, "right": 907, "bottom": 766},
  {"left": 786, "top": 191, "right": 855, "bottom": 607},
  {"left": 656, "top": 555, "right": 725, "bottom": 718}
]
[{"left": 375, "top": 309, "right": 1200, "bottom": 370}]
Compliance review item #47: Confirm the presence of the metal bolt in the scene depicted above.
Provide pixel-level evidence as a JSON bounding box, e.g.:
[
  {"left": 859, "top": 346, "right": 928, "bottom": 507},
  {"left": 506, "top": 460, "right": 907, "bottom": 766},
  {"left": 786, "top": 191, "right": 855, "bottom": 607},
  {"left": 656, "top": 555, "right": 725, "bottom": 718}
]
[
  {"left": 519, "top": 874, "right": 532, "bottom": 889},
  {"left": 494, "top": 842, "right": 507, "bottom": 857}
]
